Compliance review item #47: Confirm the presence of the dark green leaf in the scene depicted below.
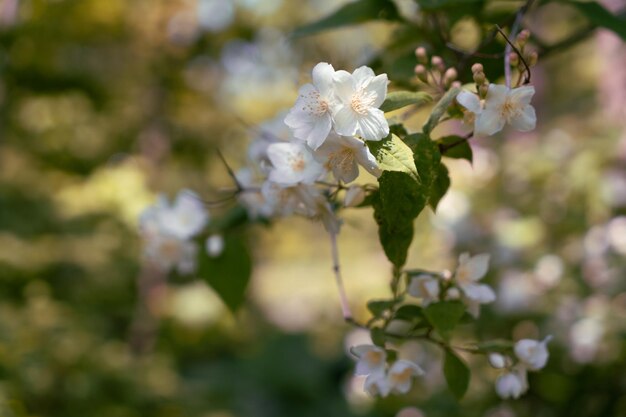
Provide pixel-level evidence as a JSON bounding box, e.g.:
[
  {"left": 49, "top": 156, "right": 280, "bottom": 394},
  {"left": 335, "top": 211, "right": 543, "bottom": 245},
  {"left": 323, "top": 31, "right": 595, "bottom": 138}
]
[
  {"left": 292, "top": 0, "right": 402, "bottom": 37},
  {"left": 393, "top": 304, "right": 424, "bottom": 321},
  {"left": 386, "top": 349, "right": 398, "bottom": 362},
  {"left": 474, "top": 339, "right": 515, "bottom": 353},
  {"left": 429, "top": 163, "right": 450, "bottom": 210},
  {"left": 367, "top": 299, "right": 396, "bottom": 318},
  {"left": 371, "top": 327, "right": 386, "bottom": 347},
  {"left": 415, "top": 0, "right": 483, "bottom": 10},
  {"left": 568, "top": 1, "right": 626, "bottom": 40},
  {"left": 389, "top": 123, "right": 409, "bottom": 138},
  {"left": 367, "top": 134, "right": 419, "bottom": 180},
  {"left": 438, "top": 135, "right": 473, "bottom": 162},
  {"left": 443, "top": 349, "right": 471, "bottom": 399},
  {"left": 424, "top": 301, "right": 466, "bottom": 338},
  {"left": 380, "top": 91, "right": 432, "bottom": 112},
  {"left": 197, "top": 236, "right": 252, "bottom": 313},
  {"left": 423, "top": 87, "right": 461, "bottom": 135}
]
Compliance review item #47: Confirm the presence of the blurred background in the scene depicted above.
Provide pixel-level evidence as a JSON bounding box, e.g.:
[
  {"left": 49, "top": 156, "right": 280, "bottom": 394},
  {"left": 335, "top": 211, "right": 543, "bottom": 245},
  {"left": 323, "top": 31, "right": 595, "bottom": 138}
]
[{"left": 0, "top": 0, "right": 625, "bottom": 416}]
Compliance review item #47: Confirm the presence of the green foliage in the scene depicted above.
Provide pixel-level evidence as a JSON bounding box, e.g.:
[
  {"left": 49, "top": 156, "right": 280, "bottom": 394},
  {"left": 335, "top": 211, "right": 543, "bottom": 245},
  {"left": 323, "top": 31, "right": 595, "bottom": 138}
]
[
  {"left": 424, "top": 301, "right": 466, "bottom": 339},
  {"left": 197, "top": 235, "right": 252, "bottom": 312},
  {"left": 405, "top": 133, "right": 450, "bottom": 209},
  {"left": 443, "top": 349, "right": 471, "bottom": 400},
  {"left": 367, "top": 299, "right": 396, "bottom": 318},
  {"left": 430, "top": 163, "right": 451, "bottom": 210},
  {"left": 415, "top": 0, "right": 483, "bottom": 9},
  {"left": 367, "top": 134, "right": 420, "bottom": 180},
  {"left": 568, "top": 1, "right": 626, "bottom": 40},
  {"left": 291, "top": 0, "right": 402, "bottom": 37},
  {"left": 392, "top": 304, "right": 424, "bottom": 322},
  {"left": 438, "top": 135, "right": 473, "bottom": 163},
  {"left": 423, "top": 87, "right": 461, "bottom": 135},
  {"left": 371, "top": 327, "right": 387, "bottom": 347},
  {"left": 380, "top": 91, "right": 433, "bottom": 112}
]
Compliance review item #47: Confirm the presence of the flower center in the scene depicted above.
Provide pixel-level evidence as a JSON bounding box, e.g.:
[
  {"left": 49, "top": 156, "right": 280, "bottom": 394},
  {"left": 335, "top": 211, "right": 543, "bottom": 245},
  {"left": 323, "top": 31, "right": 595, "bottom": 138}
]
[
  {"left": 500, "top": 99, "right": 520, "bottom": 121},
  {"left": 302, "top": 90, "right": 329, "bottom": 116},
  {"left": 326, "top": 147, "right": 355, "bottom": 173},
  {"left": 351, "top": 89, "right": 375, "bottom": 115},
  {"left": 289, "top": 153, "right": 307, "bottom": 172},
  {"left": 365, "top": 350, "right": 383, "bottom": 366},
  {"left": 390, "top": 368, "right": 412, "bottom": 385}
]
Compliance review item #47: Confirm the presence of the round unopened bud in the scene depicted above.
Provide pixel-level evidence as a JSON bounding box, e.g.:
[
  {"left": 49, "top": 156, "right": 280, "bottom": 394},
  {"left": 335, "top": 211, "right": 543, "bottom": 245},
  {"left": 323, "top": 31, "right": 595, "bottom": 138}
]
[
  {"left": 479, "top": 83, "right": 489, "bottom": 98},
  {"left": 473, "top": 71, "right": 485, "bottom": 85},
  {"left": 527, "top": 51, "right": 538, "bottom": 67},
  {"left": 471, "top": 63, "right": 484, "bottom": 74},
  {"left": 444, "top": 67, "right": 457, "bottom": 82},
  {"left": 509, "top": 52, "right": 519, "bottom": 66},
  {"left": 517, "top": 29, "right": 530, "bottom": 46},
  {"left": 450, "top": 80, "right": 462, "bottom": 89},
  {"left": 488, "top": 353, "right": 508, "bottom": 369},
  {"left": 344, "top": 185, "right": 366, "bottom": 207},
  {"left": 414, "top": 64, "right": 428, "bottom": 83},
  {"left": 431, "top": 56, "right": 445, "bottom": 72},
  {"left": 446, "top": 287, "right": 461, "bottom": 300},
  {"left": 415, "top": 47, "right": 428, "bottom": 64}
]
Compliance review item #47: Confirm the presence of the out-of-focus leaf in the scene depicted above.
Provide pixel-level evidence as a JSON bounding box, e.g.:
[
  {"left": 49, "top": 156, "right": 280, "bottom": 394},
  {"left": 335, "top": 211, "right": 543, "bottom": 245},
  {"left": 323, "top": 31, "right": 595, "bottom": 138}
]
[
  {"left": 367, "top": 134, "right": 419, "bottom": 180},
  {"left": 475, "top": 339, "right": 515, "bottom": 353},
  {"left": 380, "top": 91, "right": 433, "bottom": 112},
  {"left": 424, "top": 301, "right": 465, "bottom": 338},
  {"left": 367, "top": 299, "right": 396, "bottom": 318},
  {"left": 443, "top": 349, "right": 471, "bottom": 399},
  {"left": 198, "top": 235, "right": 252, "bottom": 313},
  {"left": 291, "top": 0, "right": 402, "bottom": 37},
  {"left": 568, "top": 1, "right": 626, "bottom": 40},
  {"left": 439, "top": 135, "right": 473, "bottom": 162},
  {"left": 393, "top": 304, "right": 424, "bottom": 321},
  {"left": 415, "top": 0, "right": 483, "bottom": 10},
  {"left": 423, "top": 87, "right": 461, "bottom": 135},
  {"left": 371, "top": 327, "right": 387, "bottom": 347},
  {"left": 430, "top": 163, "right": 450, "bottom": 210}
]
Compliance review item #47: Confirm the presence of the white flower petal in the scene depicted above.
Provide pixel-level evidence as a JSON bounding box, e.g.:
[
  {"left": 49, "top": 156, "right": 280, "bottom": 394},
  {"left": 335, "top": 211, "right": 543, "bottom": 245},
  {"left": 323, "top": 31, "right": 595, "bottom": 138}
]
[
  {"left": 457, "top": 90, "right": 482, "bottom": 114},
  {"left": 311, "top": 62, "right": 335, "bottom": 97},
  {"left": 352, "top": 65, "right": 376, "bottom": 88},
  {"left": 464, "top": 253, "right": 490, "bottom": 281},
  {"left": 475, "top": 109, "right": 505, "bottom": 136},
  {"left": 356, "top": 108, "right": 389, "bottom": 140},
  {"left": 484, "top": 84, "right": 509, "bottom": 109},
  {"left": 510, "top": 105, "right": 536, "bottom": 132},
  {"left": 333, "top": 105, "right": 358, "bottom": 136},
  {"left": 462, "top": 283, "right": 496, "bottom": 304},
  {"left": 333, "top": 70, "right": 356, "bottom": 103},
  {"left": 367, "top": 73, "right": 389, "bottom": 108},
  {"left": 509, "top": 85, "right": 535, "bottom": 106}
]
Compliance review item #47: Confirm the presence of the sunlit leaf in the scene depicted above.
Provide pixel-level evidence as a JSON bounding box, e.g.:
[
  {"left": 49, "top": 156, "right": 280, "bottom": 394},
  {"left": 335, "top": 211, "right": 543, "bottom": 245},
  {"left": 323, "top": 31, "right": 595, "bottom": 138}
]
[{"left": 380, "top": 91, "right": 432, "bottom": 112}]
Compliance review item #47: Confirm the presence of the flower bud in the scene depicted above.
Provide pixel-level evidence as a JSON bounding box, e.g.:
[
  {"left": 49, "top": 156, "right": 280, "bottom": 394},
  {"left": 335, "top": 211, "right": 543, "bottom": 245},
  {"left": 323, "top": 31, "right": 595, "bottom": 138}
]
[
  {"left": 509, "top": 52, "right": 519, "bottom": 67},
  {"left": 206, "top": 234, "right": 224, "bottom": 258},
  {"left": 527, "top": 51, "right": 538, "bottom": 67},
  {"left": 431, "top": 56, "right": 445, "bottom": 72},
  {"left": 443, "top": 67, "right": 457, "bottom": 87},
  {"left": 517, "top": 29, "right": 530, "bottom": 47},
  {"left": 415, "top": 47, "right": 428, "bottom": 64},
  {"left": 414, "top": 64, "right": 428, "bottom": 83},
  {"left": 450, "top": 80, "right": 462, "bottom": 89},
  {"left": 473, "top": 71, "right": 485, "bottom": 85},
  {"left": 488, "top": 353, "right": 508, "bottom": 369},
  {"left": 478, "top": 83, "right": 489, "bottom": 99},
  {"left": 344, "top": 185, "right": 366, "bottom": 207},
  {"left": 471, "top": 63, "right": 483, "bottom": 74},
  {"left": 446, "top": 287, "right": 461, "bottom": 300}
]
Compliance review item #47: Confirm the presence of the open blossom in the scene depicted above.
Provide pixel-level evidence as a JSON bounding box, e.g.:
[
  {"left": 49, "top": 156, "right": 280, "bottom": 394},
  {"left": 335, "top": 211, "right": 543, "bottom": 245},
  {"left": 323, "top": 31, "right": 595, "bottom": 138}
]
[
  {"left": 266, "top": 141, "right": 325, "bottom": 185},
  {"left": 314, "top": 134, "right": 381, "bottom": 183},
  {"left": 333, "top": 66, "right": 389, "bottom": 141},
  {"left": 455, "top": 253, "right": 496, "bottom": 317},
  {"left": 142, "top": 190, "right": 209, "bottom": 240},
  {"left": 407, "top": 274, "right": 440, "bottom": 306},
  {"left": 284, "top": 62, "right": 336, "bottom": 150},
  {"left": 351, "top": 345, "right": 387, "bottom": 377},
  {"left": 495, "top": 367, "right": 528, "bottom": 399},
  {"left": 142, "top": 234, "right": 198, "bottom": 274},
  {"left": 514, "top": 336, "right": 552, "bottom": 370},
  {"left": 364, "top": 359, "right": 424, "bottom": 397},
  {"left": 457, "top": 84, "right": 536, "bottom": 136}
]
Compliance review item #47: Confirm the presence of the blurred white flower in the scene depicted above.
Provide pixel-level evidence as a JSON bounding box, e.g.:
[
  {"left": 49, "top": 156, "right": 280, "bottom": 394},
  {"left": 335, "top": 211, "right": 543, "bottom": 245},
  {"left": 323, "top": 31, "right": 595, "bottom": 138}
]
[
  {"left": 198, "top": 0, "right": 235, "bottom": 32},
  {"left": 455, "top": 253, "right": 495, "bottom": 317},
  {"left": 266, "top": 142, "right": 325, "bottom": 185},
  {"left": 205, "top": 235, "right": 224, "bottom": 257},
  {"left": 495, "top": 367, "right": 528, "bottom": 399},
  {"left": 142, "top": 190, "right": 209, "bottom": 240},
  {"left": 142, "top": 234, "right": 198, "bottom": 274},
  {"left": 314, "top": 134, "right": 381, "bottom": 183},
  {"left": 364, "top": 372, "right": 391, "bottom": 397},
  {"left": 351, "top": 345, "right": 387, "bottom": 377},
  {"left": 396, "top": 407, "right": 425, "bottom": 417},
  {"left": 407, "top": 274, "right": 440, "bottom": 306},
  {"left": 462, "top": 84, "right": 536, "bottom": 136},
  {"left": 488, "top": 353, "right": 508, "bottom": 369},
  {"left": 343, "top": 185, "right": 366, "bottom": 207},
  {"left": 387, "top": 359, "right": 424, "bottom": 394},
  {"left": 333, "top": 66, "right": 389, "bottom": 141},
  {"left": 514, "top": 336, "right": 552, "bottom": 371},
  {"left": 285, "top": 63, "right": 337, "bottom": 150}
]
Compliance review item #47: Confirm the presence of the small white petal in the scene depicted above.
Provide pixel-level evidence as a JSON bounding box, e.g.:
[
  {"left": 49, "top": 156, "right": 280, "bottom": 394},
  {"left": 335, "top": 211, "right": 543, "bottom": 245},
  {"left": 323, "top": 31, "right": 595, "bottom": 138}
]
[
  {"left": 311, "top": 62, "right": 335, "bottom": 97},
  {"left": 333, "top": 70, "right": 356, "bottom": 102},
  {"left": 457, "top": 90, "right": 482, "bottom": 114},
  {"left": 510, "top": 105, "right": 536, "bottom": 132},
  {"left": 475, "top": 109, "right": 506, "bottom": 136},
  {"left": 508, "top": 85, "right": 535, "bottom": 107},
  {"left": 488, "top": 353, "right": 507, "bottom": 369},
  {"left": 367, "top": 73, "right": 389, "bottom": 108},
  {"left": 484, "top": 84, "right": 509, "bottom": 109},
  {"left": 462, "top": 283, "right": 496, "bottom": 303},
  {"left": 464, "top": 253, "right": 490, "bottom": 281},
  {"left": 356, "top": 108, "right": 389, "bottom": 140},
  {"left": 352, "top": 66, "right": 376, "bottom": 88},
  {"left": 344, "top": 185, "right": 366, "bottom": 207},
  {"left": 333, "top": 105, "right": 359, "bottom": 136}
]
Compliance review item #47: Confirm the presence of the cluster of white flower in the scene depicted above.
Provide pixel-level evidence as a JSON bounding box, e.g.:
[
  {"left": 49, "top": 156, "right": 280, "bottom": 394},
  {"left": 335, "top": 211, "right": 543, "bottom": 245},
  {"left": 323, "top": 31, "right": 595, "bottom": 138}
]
[
  {"left": 139, "top": 190, "right": 209, "bottom": 273},
  {"left": 351, "top": 345, "right": 424, "bottom": 397},
  {"left": 490, "top": 336, "right": 552, "bottom": 399},
  {"left": 235, "top": 63, "right": 390, "bottom": 232},
  {"left": 408, "top": 253, "right": 496, "bottom": 317}
]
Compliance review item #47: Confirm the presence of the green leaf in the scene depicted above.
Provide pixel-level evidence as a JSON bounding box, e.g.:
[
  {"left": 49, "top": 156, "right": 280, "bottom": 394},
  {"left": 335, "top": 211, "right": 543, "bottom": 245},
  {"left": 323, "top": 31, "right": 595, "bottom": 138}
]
[
  {"left": 393, "top": 304, "right": 424, "bottom": 321},
  {"left": 197, "top": 236, "right": 252, "bottom": 313},
  {"left": 568, "top": 1, "right": 626, "bottom": 41},
  {"left": 367, "top": 299, "right": 396, "bottom": 318},
  {"left": 474, "top": 339, "right": 515, "bottom": 353},
  {"left": 367, "top": 134, "right": 419, "bottom": 180},
  {"left": 371, "top": 327, "right": 386, "bottom": 347},
  {"left": 380, "top": 91, "right": 432, "bottom": 112},
  {"left": 429, "top": 163, "right": 450, "bottom": 210},
  {"left": 438, "top": 135, "right": 473, "bottom": 162},
  {"left": 424, "top": 301, "right": 466, "bottom": 338},
  {"left": 415, "top": 0, "right": 483, "bottom": 10},
  {"left": 372, "top": 171, "right": 426, "bottom": 267},
  {"left": 422, "top": 87, "right": 461, "bottom": 135},
  {"left": 443, "top": 349, "right": 471, "bottom": 400},
  {"left": 291, "top": 0, "right": 402, "bottom": 37}
]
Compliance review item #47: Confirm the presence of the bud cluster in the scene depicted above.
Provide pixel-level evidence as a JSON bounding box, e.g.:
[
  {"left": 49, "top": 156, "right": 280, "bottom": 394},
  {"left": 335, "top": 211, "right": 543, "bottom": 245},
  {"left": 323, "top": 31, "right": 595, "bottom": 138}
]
[
  {"left": 510, "top": 29, "right": 538, "bottom": 84},
  {"left": 414, "top": 47, "right": 460, "bottom": 91},
  {"left": 471, "top": 63, "right": 490, "bottom": 99}
]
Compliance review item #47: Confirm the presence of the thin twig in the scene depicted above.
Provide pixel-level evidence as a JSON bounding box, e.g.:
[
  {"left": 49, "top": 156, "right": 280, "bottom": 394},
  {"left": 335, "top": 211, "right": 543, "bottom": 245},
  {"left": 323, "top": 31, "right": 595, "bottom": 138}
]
[
  {"left": 329, "top": 231, "right": 353, "bottom": 321},
  {"left": 216, "top": 149, "right": 242, "bottom": 191},
  {"left": 495, "top": 25, "right": 531, "bottom": 85}
]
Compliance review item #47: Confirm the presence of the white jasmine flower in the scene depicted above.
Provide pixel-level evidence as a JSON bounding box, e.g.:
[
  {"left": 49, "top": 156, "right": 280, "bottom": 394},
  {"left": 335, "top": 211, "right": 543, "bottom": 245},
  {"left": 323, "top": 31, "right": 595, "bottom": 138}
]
[
  {"left": 314, "top": 134, "right": 381, "bottom": 183},
  {"left": 446, "top": 287, "right": 461, "bottom": 301},
  {"left": 333, "top": 66, "right": 389, "bottom": 141},
  {"left": 387, "top": 360, "right": 424, "bottom": 394},
  {"left": 343, "top": 185, "right": 366, "bottom": 207},
  {"left": 514, "top": 336, "right": 552, "bottom": 371},
  {"left": 248, "top": 110, "right": 292, "bottom": 172},
  {"left": 143, "top": 234, "right": 198, "bottom": 274},
  {"left": 260, "top": 181, "right": 308, "bottom": 217},
  {"left": 364, "top": 372, "right": 391, "bottom": 397},
  {"left": 475, "top": 84, "right": 536, "bottom": 136},
  {"left": 235, "top": 168, "right": 274, "bottom": 219},
  {"left": 495, "top": 367, "right": 528, "bottom": 399},
  {"left": 457, "top": 90, "right": 483, "bottom": 127},
  {"left": 143, "top": 190, "right": 209, "bottom": 240},
  {"left": 455, "top": 253, "right": 496, "bottom": 317},
  {"left": 284, "top": 62, "right": 336, "bottom": 150},
  {"left": 205, "top": 235, "right": 224, "bottom": 257},
  {"left": 407, "top": 274, "right": 440, "bottom": 306},
  {"left": 351, "top": 344, "right": 387, "bottom": 377},
  {"left": 266, "top": 141, "right": 325, "bottom": 185},
  {"left": 488, "top": 353, "right": 508, "bottom": 369}
]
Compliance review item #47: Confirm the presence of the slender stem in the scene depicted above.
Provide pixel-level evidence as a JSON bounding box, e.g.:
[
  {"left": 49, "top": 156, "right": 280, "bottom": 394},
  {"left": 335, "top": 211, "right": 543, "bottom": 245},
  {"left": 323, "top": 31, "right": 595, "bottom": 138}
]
[
  {"left": 216, "top": 149, "right": 242, "bottom": 191},
  {"left": 496, "top": 25, "right": 531, "bottom": 86},
  {"left": 329, "top": 231, "right": 353, "bottom": 321},
  {"left": 504, "top": 13, "right": 524, "bottom": 88}
]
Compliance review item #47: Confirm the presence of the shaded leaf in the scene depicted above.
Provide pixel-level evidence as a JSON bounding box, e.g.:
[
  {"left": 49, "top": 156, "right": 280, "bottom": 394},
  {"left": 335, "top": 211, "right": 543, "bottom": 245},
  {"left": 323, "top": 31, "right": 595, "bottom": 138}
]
[
  {"left": 393, "top": 304, "right": 424, "bottom": 321},
  {"left": 429, "top": 163, "right": 450, "bottom": 210},
  {"left": 197, "top": 236, "right": 252, "bottom": 313},
  {"left": 443, "top": 349, "right": 471, "bottom": 399},
  {"left": 380, "top": 91, "right": 432, "bottom": 112},
  {"left": 439, "top": 135, "right": 473, "bottom": 162},
  {"left": 474, "top": 339, "right": 515, "bottom": 353},
  {"left": 424, "top": 301, "right": 465, "bottom": 338},
  {"left": 568, "top": 1, "right": 626, "bottom": 40},
  {"left": 367, "top": 299, "right": 396, "bottom": 318},
  {"left": 423, "top": 87, "right": 461, "bottom": 135},
  {"left": 371, "top": 327, "right": 386, "bottom": 347},
  {"left": 292, "top": 0, "right": 402, "bottom": 37}
]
